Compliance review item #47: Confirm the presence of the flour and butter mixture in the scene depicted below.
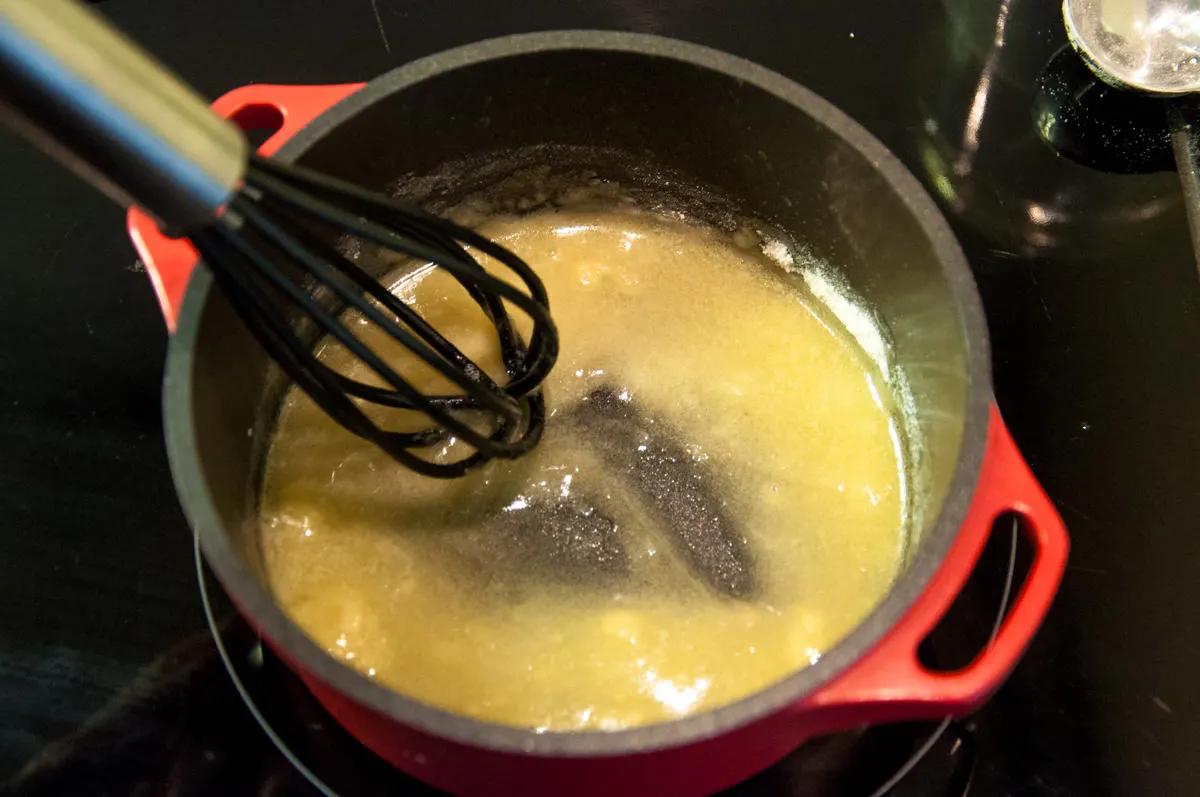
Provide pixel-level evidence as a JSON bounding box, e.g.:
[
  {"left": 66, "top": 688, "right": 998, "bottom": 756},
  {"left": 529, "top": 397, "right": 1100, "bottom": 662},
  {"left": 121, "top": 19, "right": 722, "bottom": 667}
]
[{"left": 259, "top": 205, "right": 908, "bottom": 730}]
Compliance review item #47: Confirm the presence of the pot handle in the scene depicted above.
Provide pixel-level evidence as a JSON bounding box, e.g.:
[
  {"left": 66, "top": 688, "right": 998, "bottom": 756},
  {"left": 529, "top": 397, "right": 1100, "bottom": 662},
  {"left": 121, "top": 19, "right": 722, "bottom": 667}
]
[
  {"left": 126, "top": 82, "right": 365, "bottom": 332},
  {"left": 801, "top": 403, "right": 1069, "bottom": 723}
]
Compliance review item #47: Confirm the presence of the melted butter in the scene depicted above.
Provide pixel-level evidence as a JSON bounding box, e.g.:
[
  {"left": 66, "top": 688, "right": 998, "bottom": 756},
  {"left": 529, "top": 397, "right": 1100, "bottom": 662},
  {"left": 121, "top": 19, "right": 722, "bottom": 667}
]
[{"left": 260, "top": 207, "right": 906, "bottom": 730}]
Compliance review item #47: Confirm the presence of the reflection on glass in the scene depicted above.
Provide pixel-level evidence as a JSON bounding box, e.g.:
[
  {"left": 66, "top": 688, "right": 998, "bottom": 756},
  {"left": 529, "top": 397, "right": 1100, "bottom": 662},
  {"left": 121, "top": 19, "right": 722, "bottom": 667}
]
[{"left": 909, "top": 0, "right": 1181, "bottom": 258}]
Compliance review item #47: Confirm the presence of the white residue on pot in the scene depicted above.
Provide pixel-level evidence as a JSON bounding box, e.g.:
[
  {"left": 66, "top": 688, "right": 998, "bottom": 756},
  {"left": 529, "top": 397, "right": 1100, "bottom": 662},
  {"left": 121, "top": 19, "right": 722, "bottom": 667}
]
[{"left": 759, "top": 237, "right": 892, "bottom": 384}]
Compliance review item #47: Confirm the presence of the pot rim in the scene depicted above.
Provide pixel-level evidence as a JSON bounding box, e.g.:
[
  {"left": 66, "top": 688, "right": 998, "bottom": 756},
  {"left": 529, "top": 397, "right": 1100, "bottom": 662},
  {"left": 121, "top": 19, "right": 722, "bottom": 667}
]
[{"left": 164, "top": 30, "right": 992, "bottom": 756}]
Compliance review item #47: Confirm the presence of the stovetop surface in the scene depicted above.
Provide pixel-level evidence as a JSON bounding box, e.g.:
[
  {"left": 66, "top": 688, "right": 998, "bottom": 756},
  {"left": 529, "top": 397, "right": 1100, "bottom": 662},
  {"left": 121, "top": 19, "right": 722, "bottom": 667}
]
[{"left": 1, "top": 0, "right": 1198, "bottom": 795}]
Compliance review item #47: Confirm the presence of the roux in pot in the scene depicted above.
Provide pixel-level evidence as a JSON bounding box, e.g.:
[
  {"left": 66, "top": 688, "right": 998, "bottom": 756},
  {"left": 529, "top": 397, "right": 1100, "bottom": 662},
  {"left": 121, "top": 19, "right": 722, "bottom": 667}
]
[{"left": 259, "top": 206, "right": 908, "bottom": 730}]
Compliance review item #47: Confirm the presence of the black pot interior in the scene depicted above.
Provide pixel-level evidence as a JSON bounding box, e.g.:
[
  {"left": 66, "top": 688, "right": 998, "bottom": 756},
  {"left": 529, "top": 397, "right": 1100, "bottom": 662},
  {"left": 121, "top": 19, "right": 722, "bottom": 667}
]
[{"left": 184, "top": 44, "right": 971, "bottom": 687}]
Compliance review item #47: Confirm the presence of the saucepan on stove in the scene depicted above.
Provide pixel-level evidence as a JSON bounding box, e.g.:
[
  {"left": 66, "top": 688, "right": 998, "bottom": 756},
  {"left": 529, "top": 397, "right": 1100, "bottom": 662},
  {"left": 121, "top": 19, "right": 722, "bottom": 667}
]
[{"left": 129, "top": 32, "right": 1068, "bottom": 797}]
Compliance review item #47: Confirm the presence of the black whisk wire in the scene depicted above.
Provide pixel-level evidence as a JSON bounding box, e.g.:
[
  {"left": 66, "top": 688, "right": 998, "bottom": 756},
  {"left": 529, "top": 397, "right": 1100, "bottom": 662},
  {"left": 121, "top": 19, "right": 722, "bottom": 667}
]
[
  {"left": 247, "top": 157, "right": 560, "bottom": 393},
  {"left": 191, "top": 154, "right": 556, "bottom": 478}
]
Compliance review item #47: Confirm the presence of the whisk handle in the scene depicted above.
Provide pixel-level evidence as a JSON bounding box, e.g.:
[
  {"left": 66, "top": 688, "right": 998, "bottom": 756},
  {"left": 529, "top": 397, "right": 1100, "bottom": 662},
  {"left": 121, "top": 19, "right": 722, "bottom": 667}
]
[{"left": 0, "top": 0, "right": 247, "bottom": 230}]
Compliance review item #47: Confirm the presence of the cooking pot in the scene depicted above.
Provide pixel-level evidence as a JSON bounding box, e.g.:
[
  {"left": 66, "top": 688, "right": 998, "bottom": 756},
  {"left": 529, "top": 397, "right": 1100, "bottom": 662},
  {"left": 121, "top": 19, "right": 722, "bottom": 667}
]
[{"left": 129, "top": 32, "right": 1068, "bottom": 797}]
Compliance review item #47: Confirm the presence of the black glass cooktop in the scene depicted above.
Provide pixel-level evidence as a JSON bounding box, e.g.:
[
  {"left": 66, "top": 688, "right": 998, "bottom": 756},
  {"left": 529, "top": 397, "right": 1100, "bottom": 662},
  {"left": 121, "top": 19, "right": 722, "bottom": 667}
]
[{"left": 2, "top": 0, "right": 1198, "bottom": 795}]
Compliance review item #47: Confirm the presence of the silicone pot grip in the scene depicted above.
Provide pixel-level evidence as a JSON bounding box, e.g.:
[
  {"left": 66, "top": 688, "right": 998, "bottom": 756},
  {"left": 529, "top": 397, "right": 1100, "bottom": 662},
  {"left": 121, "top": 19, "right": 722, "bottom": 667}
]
[{"left": 798, "top": 404, "right": 1069, "bottom": 724}]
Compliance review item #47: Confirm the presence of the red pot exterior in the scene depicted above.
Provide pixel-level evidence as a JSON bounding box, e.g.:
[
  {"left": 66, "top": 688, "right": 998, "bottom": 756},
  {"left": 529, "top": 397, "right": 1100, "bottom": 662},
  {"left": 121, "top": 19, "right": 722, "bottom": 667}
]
[{"left": 132, "top": 78, "right": 1069, "bottom": 796}]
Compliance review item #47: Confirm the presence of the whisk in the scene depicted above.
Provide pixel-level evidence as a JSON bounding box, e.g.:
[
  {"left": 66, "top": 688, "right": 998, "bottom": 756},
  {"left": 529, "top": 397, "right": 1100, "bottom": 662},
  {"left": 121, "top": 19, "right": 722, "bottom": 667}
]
[{"left": 0, "top": 0, "right": 558, "bottom": 478}]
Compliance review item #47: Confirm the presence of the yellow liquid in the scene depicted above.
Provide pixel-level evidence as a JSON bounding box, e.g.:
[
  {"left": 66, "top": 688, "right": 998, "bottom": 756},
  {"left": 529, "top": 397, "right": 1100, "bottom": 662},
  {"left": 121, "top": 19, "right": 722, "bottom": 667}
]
[{"left": 260, "top": 207, "right": 906, "bottom": 730}]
